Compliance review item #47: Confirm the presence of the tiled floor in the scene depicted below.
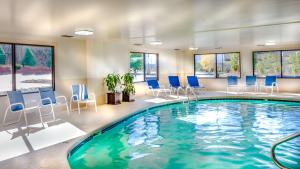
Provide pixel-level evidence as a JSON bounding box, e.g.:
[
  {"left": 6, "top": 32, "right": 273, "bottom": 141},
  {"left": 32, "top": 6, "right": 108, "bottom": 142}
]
[{"left": 0, "top": 91, "right": 299, "bottom": 169}]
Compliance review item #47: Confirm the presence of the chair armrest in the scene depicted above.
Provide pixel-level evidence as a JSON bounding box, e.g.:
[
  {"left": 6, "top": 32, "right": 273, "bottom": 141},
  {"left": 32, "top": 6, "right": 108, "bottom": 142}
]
[
  {"left": 272, "top": 82, "right": 278, "bottom": 86},
  {"left": 56, "top": 95, "right": 67, "bottom": 103},
  {"left": 40, "top": 98, "right": 53, "bottom": 106},
  {"left": 71, "top": 94, "right": 79, "bottom": 101},
  {"left": 8, "top": 102, "right": 25, "bottom": 112},
  {"left": 89, "top": 93, "right": 96, "bottom": 100}
]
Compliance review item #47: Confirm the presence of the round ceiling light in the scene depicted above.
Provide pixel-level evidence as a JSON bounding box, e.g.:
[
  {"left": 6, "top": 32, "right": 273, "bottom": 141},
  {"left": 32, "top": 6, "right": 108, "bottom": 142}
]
[
  {"left": 74, "top": 29, "right": 94, "bottom": 36},
  {"left": 149, "top": 41, "right": 162, "bottom": 46},
  {"left": 189, "top": 47, "right": 198, "bottom": 51}
]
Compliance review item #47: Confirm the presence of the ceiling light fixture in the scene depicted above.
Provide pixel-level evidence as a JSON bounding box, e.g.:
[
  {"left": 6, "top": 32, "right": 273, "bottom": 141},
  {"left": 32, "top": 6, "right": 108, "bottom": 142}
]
[
  {"left": 189, "top": 47, "right": 198, "bottom": 51},
  {"left": 265, "top": 41, "right": 276, "bottom": 46},
  {"left": 74, "top": 29, "right": 94, "bottom": 36},
  {"left": 149, "top": 41, "right": 162, "bottom": 46}
]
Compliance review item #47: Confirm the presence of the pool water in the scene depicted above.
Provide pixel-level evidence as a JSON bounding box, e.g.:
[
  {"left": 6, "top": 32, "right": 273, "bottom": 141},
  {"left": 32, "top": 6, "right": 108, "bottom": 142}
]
[{"left": 68, "top": 100, "right": 300, "bottom": 169}]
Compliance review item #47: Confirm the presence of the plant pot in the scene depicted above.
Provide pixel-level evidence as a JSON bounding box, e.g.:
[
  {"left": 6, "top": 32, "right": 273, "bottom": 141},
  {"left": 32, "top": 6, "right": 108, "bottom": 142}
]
[
  {"left": 107, "top": 92, "right": 121, "bottom": 105},
  {"left": 122, "top": 92, "right": 135, "bottom": 102}
]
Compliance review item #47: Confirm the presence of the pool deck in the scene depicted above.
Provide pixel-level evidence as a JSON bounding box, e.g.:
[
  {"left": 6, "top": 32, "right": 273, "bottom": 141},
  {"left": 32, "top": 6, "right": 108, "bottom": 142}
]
[{"left": 0, "top": 91, "right": 299, "bottom": 169}]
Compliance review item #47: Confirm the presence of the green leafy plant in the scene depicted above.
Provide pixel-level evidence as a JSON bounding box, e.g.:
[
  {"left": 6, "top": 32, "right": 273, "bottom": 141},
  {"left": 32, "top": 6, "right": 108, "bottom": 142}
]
[
  {"left": 105, "top": 73, "right": 121, "bottom": 93},
  {"left": 122, "top": 73, "right": 135, "bottom": 95}
]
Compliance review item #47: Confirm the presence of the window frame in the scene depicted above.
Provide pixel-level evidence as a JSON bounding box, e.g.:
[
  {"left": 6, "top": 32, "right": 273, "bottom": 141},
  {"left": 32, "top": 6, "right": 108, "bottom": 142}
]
[
  {"left": 0, "top": 42, "right": 55, "bottom": 96},
  {"left": 130, "top": 52, "right": 159, "bottom": 83},
  {"left": 252, "top": 49, "right": 300, "bottom": 79},
  {"left": 194, "top": 52, "right": 241, "bottom": 79}
]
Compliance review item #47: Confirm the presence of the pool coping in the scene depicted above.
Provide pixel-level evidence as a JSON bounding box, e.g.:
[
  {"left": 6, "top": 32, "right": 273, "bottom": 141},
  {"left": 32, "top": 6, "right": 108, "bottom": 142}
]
[{"left": 66, "top": 95, "right": 300, "bottom": 167}]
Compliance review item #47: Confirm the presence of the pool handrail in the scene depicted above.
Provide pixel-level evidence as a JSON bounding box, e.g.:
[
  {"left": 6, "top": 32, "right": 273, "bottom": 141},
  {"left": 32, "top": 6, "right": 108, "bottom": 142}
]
[{"left": 271, "top": 131, "right": 300, "bottom": 169}]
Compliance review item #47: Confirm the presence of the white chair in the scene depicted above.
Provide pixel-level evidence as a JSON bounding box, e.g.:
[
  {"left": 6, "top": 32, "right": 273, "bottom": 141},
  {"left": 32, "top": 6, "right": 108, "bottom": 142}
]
[
  {"left": 70, "top": 84, "right": 97, "bottom": 114},
  {"left": 3, "top": 91, "right": 43, "bottom": 128},
  {"left": 38, "top": 87, "right": 69, "bottom": 121}
]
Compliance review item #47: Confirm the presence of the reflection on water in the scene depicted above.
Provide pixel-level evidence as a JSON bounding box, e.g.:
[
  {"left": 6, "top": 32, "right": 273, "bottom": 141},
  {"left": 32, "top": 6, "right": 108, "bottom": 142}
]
[{"left": 69, "top": 100, "right": 300, "bottom": 169}]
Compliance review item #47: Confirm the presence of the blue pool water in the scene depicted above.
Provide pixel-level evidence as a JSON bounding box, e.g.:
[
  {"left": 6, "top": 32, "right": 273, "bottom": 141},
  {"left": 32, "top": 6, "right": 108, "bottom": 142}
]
[{"left": 68, "top": 100, "right": 300, "bottom": 169}]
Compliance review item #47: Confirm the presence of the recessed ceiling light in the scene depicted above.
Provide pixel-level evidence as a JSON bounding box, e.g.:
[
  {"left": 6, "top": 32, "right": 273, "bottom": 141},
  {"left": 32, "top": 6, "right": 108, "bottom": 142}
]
[
  {"left": 74, "top": 29, "right": 94, "bottom": 36},
  {"left": 265, "top": 41, "right": 276, "bottom": 46},
  {"left": 189, "top": 47, "right": 198, "bottom": 51},
  {"left": 149, "top": 41, "right": 162, "bottom": 46}
]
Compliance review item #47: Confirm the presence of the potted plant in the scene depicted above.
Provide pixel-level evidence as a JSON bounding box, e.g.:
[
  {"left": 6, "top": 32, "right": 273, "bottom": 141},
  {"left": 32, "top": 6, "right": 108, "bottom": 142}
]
[
  {"left": 105, "top": 73, "right": 122, "bottom": 104},
  {"left": 122, "top": 73, "right": 135, "bottom": 102}
]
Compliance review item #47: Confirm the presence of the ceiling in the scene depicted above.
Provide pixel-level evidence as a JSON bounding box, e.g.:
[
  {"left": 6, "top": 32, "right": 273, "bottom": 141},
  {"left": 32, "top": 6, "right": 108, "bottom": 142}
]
[{"left": 0, "top": 0, "right": 300, "bottom": 49}]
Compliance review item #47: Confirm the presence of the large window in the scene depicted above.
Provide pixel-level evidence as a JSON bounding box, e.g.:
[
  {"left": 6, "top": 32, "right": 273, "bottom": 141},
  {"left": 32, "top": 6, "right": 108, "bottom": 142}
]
[
  {"left": 195, "top": 54, "right": 216, "bottom": 78},
  {"left": 282, "top": 50, "right": 300, "bottom": 78},
  {"left": 253, "top": 51, "right": 281, "bottom": 77},
  {"left": 217, "top": 53, "right": 240, "bottom": 78},
  {"left": 15, "top": 45, "right": 53, "bottom": 93},
  {"left": 195, "top": 52, "right": 240, "bottom": 78},
  {"left": 0, "top": 43, "right": 54, "bottom": 95},
  {"left": 0, "top": 44, "right": 12, "bottom": 95},
  {"left": 130, "top": 52, "right": 158, "bottom": 82},
  {"left": 253, "top": 50, "right": 300, "bottom": 78}
]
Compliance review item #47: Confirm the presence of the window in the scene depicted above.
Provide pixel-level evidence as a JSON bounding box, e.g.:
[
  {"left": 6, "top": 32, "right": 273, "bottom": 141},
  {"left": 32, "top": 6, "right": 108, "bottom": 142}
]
[
  {"left": 282, "top": 50, "right": 300, "bottom": 78},
  {"left": 15, "top": 45, "right": 54, "bottom": 93},
  {"left": 217, "top": 53, "right": 240, "bottom": 78},
  {"left": 145, "top": 53, "right": 158, "bottom": 80},
  {"left": 130, "top": 52, "right": 158, "bottom": 82},
  {"left": 0, "top": 44, "right": 12, "bottom": 95},
  {"left": 195, "top": 54, "right": 216, "bottom": 78},
  {"left": 253, "top": 51, "right": 281, "bottom": 77},
  {"left": 194, "top": 52, "right": 240, "bottom": 78},
  {"left": 0, "top": 43, "right": 54, "bottom": 95}
]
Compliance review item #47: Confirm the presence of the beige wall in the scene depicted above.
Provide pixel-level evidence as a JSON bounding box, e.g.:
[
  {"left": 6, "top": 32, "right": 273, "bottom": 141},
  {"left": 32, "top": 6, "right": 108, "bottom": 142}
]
[
  {"left": 0, "top": 36, "right": 87, "bottom": 119},
  {"left": 177, "top": 44, "right": 300, "bottom": 93}
]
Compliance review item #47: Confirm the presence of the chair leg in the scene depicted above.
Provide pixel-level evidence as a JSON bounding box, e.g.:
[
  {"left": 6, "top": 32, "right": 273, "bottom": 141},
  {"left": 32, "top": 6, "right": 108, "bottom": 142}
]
[
  {"left": 38, "top": 108, "right": 44, "bottom": 125},
  {"left": 94, "top": 101, "right": 98, "bottom": 112},
  {"left": 77, "top": 102, "right": 81, "bottom": 115},
  {"left": 69, "top": 99, "right": 73, "bottom": 112},
  {"left": 66, "top": 103, "right": 70, "bottom": 116},
  {"left": 50, "top": 105, "right": 56, "bottom": 121},
  {"left": 24, "top": 110, "right": 28, "bottom": 128},
  {"left": 2, "top": 107, "right": 10, "bottom": 126}
]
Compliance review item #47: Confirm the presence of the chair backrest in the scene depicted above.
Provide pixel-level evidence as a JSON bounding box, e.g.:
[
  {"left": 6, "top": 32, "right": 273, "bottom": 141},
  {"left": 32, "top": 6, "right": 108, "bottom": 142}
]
[
  {"left": 146, "top": 80, "right": 160, "bottom": 89},
  {"left": 265, "top": 76, "right": 277, "bottom": 86},
  {"left": 38, "top": 87, "right": 56, "bottom": 105},
  {"left": 168, "top": 76, "right": 181, "bottom": 88},
  {"left": 227, "top": 76, "right": 238, "bottom": 86},
  {"left": 246, "top": 76, "right": 257, "bottom": 86},
  {"left": 7, "top": 91, "right": 25, "bottom": 111},
  {"left": 187, "top": 76, "right": 199, "bottom": 87},
  {"left": 72, "top": 84, "right": 89, "bottom": 101}
]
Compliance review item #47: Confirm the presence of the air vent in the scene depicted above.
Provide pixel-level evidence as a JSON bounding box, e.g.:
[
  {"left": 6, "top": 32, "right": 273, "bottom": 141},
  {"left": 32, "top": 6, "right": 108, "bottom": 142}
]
[
  {"left": 174, "top": 49, "right": 180, "bottom": 51},
  {"left": 61, "top": 35, "right": 74, "bottom": 38},
  {"left": 133, "top": 43, "right": 143, "bottom": 46}
]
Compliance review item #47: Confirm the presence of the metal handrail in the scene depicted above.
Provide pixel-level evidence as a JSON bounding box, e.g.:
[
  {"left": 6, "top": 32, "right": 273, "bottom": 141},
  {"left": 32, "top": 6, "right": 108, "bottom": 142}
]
[{"left": 271, "top": 131, "right": 300, "bottom": 169}]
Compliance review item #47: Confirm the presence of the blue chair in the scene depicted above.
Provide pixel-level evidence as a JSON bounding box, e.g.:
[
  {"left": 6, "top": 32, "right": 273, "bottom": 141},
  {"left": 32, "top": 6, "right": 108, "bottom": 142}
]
[
  {"left": 168, "top": 76, "right": 185, "bottom": 97},
  {"left": 38, "top": 87, "right": 69, "bottom": 119},
  {"left": 227, "top": 76, "right": 239, "bottom": 93},
  {"left": 3, "top": 91, "right": 43, "bottom": 128},
  {"left": 70, "top": 84, "right": 97, "bottom": 114},
  {"left": 244, "top": 76, "right": 258, "bottom": 92},
  {"left": 264, "top": 76, "right": 279, "bottom": 94},
  {"left": 146, "top": 80, "right": 171, "bottom": 97},
  {"left": 187, "top": 76, "right": 205, "bottom": 96}
]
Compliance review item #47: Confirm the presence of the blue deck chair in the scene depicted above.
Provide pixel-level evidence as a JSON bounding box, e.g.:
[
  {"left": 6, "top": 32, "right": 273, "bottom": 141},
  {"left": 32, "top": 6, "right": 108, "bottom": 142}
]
[
  {"left": 70, "top": 84, "right": 97, "bottom": 114},
  {"left": 146, "top": 80, "right": 171, "bottom": 97},
  {"left": 3, "top": 91, "right": 43, "bottom": 128},
  {"left": 187, "top": 76, "right": 205, "bottom": 96},
  {"left": 264, "top": 76, "right": 279, "bottom": 94},
  {"left": 227, "top": 76, "right": 239, "bottom": 93},
  {"left": 244, "top": 76, "right": 258, "bottom": 92},
  {"left": 168, "top": 76, "right": 185, "bottom": 97},
  {"left": 38, "top": 87, "right": 69, "bottom": 119}
]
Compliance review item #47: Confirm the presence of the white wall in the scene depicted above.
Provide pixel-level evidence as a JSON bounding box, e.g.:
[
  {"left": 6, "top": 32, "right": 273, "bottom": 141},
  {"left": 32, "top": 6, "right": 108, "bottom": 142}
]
[{"left": 177, "top": 44, "right": 300, "bottom": 93}]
